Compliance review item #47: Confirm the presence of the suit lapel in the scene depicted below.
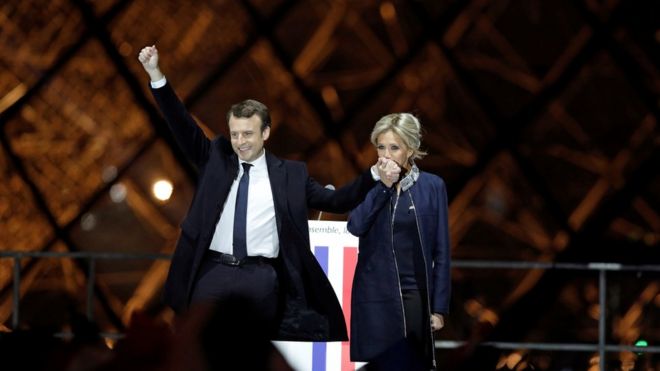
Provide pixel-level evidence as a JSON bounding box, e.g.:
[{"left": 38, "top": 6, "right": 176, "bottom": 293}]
[
  {"left": 213, "top": 152, "right": 239, "bottom": 209},
  {"left": 227, "top": 153, "right": 239, "bottom": 184},
  {"left": 266, "top": 152, "right": 286, "bottom": 235}
]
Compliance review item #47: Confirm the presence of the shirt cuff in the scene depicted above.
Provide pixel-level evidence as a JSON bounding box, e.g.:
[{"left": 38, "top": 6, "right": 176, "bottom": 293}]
[
  {"left": 150, "top": 77, "right": 167, "bottom": 89},
  {"left": 370, "top": 165, "right": 381, "bottom": 181}
]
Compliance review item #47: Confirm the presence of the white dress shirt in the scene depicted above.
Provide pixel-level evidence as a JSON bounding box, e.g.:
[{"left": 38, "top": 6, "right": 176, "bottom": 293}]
[
  {"left": 150, "top": 77, "right": 167, "bottom": 89},
  {"left": 208, "top": 150, "right": 279, "bottom": 258}
]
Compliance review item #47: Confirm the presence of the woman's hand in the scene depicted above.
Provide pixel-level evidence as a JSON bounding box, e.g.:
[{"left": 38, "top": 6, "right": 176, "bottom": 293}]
[
  {"left": 377, "top": 158, "right": 400, "bottom": 188},
  {"left": 430, "top": 313, "right": 444, "bottom": 331}
]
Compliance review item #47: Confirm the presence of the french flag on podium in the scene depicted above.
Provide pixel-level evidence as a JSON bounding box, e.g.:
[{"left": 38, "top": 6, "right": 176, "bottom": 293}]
[{"left": 273, "top": 221, "right": 366, "bottom": 371}]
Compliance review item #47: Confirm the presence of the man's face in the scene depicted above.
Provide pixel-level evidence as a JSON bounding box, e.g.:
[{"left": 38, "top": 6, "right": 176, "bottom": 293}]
[{"left": 229, "top": 114, "right": 270, "bottom": 162}]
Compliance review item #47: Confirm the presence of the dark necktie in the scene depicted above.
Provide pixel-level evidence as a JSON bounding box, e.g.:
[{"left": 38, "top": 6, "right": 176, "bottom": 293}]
[{"left": 233, "top": 162, "right": 252, "bottom": 259}]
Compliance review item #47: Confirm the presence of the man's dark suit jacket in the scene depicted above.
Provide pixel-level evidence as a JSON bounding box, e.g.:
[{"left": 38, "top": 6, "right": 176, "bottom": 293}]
[{"left": 151, "top": 83, "right": 376, "bottom": 341}]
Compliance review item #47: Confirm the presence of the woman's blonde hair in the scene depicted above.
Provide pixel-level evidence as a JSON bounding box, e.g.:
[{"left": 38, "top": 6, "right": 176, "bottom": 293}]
[{"left": 370, "top": 113, "right": 427, "bottom": 161}]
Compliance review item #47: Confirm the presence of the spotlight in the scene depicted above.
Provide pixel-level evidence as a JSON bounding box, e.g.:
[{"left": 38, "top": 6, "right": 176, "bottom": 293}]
[{"left": 152, "top": 179, "right": 173, "bottom": 202}]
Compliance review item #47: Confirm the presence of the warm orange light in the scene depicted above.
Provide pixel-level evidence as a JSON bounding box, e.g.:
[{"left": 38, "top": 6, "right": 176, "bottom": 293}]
[{"left": 152, "top": 179, "right": 173, "bottom": 202}]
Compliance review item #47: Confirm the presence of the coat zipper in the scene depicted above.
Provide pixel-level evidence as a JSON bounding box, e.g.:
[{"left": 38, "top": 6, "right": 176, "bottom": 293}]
[
  {"left": 390, "top": 191, "right": 407, "bottom": 337},
  {"left": 408, "top": 190, "right": 438, "bottom": 369}
]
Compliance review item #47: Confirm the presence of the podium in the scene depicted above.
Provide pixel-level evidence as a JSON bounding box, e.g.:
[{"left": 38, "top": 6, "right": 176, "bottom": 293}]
[{"left": 273, "top": 220, "right": 366, "bottom": 371}]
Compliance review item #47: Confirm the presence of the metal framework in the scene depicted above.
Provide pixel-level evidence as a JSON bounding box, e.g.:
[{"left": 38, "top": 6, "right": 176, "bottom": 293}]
[{"left": 1, "top": 1, "right": 658, "bottom": 369}]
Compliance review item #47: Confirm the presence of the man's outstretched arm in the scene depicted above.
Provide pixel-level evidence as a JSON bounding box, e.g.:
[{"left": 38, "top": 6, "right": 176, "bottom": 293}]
[{"left": 137, "top": 45, "right": 213, "bottom": 166}]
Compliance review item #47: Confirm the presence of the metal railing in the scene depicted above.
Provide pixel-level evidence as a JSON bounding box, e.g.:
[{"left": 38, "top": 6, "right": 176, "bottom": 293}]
[
  {"left": 1, "top": 251, "right": 659, "bottom": 370},
  {"left": 445, "top": 260, "right": 660, "bottom": 371},
  {"left": 0, "top": 251, "right": 171, "bottom": 328}
]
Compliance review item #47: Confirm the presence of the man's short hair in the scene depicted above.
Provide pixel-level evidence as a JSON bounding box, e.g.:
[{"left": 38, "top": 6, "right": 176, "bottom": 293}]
[{"left": 226, "top": 99, "right": 271, "bottom": 131}]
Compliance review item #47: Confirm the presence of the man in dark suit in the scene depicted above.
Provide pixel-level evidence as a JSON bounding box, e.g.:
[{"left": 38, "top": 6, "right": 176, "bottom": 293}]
[{"left": 138, "top": 46, "right": 390, "bottom": 341}]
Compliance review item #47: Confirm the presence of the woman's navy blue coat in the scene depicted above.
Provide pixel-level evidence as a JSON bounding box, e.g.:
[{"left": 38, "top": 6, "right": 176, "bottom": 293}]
[{"left": 347, "top": 172, "right": 451, "bottom": 361}]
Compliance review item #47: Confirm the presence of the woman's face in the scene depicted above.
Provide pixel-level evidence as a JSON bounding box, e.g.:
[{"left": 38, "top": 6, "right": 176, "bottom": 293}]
[{"left": 376, "top": 130, "right": 413, "bottom": 169}]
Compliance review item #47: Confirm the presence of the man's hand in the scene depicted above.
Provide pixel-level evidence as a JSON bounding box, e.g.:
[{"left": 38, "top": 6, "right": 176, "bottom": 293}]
[
  {"left": 138, "top": 45, "right": 165, "bottom": 82},
  {"left": 377, "top": 157, "right": 401, "bottom": 188}
]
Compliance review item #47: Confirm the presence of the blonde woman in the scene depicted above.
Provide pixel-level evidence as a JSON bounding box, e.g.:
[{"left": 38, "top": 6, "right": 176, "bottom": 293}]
[{"left": 348, "top": 113, "right": 451, "bottom": 370}]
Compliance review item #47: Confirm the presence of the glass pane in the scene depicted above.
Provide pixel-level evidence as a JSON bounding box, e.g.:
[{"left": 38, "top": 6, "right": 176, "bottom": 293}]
[
  {"left": 5, "top": 40, "right": 153, "bottom": 226},
  {"left": 0, "top": 0, "right": 84, "bottom": 99}
]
